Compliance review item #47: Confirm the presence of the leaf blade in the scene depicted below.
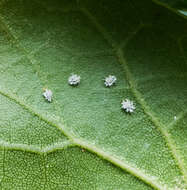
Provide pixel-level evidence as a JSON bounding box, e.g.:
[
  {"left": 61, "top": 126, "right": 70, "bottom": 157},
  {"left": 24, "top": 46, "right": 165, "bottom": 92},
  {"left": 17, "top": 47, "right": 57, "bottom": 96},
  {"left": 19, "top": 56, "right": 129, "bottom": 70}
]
[{"left": 0, "top": 0, "right": 187, "bottom": 189}]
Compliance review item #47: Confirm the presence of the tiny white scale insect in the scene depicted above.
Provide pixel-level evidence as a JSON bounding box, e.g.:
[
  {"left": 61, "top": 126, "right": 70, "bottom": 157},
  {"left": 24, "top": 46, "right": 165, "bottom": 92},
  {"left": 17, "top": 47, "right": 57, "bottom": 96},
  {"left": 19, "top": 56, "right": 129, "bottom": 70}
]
[
  {"left": 43, "top": 89, "right": 52, "bottom": 102},
  {"left": 121, "top": 99, "right": 135, "bottom": 113},
  {"left": 68, "top": 74, "right": 81, "bottom": 86},
  {"left": 104, "top": 75, "right": 117, "bottom": 87}
]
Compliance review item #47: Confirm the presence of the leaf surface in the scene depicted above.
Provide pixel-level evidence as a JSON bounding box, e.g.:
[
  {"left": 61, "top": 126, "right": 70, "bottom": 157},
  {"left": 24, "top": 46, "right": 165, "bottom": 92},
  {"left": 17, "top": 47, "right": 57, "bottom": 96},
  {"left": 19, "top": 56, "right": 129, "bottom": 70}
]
[{"left": 0, "top": 0, "right": 187, "bottom": 189}]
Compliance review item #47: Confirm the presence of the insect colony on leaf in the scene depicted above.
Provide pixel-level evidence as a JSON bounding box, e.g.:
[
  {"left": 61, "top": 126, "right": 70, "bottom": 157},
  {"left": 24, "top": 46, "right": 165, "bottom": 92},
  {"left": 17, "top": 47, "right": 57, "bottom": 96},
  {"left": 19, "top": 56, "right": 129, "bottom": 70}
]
[{"left": 43, "top": 74, "right": 135, "bottom": 113}]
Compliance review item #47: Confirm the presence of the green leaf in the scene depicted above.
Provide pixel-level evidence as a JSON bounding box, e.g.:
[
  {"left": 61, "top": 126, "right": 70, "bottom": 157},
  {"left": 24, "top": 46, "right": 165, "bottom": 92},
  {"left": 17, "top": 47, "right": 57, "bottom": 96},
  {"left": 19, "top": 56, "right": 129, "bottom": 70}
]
[
  {"left": 0, "top": 0, "right": 187, "bottom": 189},
  {"left": 156, "top": 0, "right": 187, "bottom": 9},
  {"left": 153, "top": 0, "right": 187, "bottom": 17}
]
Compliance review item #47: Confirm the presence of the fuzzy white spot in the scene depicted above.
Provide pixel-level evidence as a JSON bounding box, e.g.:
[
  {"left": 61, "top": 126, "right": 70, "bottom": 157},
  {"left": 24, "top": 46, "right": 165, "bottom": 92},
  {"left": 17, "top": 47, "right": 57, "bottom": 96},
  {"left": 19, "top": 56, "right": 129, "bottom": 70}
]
[
  {"left": 174, "top": 116, "right": 177, "bottom": 120},
  {"left": 43, "top": 89, "right": 52, "bottom": 102},
  {"left": 121, "top": 99, "right": 135, "bottom": 113},
  {"left": 104, "top": 75, "right": 117, "bottom": 87},
  {"left": 68, "top": 74, "right": 81, "bottom": 86}
]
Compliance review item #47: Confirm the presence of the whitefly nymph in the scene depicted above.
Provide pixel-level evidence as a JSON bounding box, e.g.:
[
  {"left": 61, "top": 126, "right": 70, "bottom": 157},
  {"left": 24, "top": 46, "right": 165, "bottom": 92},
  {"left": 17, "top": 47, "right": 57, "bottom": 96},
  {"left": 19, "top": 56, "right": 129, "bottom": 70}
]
[
  {"left": 43, "top": 89, "right": 52, "bottom": 102},
  {"left": 68, "top": 74, "right": 81, "bottom": 86},
  {"left": 104, "top": 75, "right": 117, "bottom": 87},
  {"left": 121, "top": 99, "right": 135, "bottom": 113}
]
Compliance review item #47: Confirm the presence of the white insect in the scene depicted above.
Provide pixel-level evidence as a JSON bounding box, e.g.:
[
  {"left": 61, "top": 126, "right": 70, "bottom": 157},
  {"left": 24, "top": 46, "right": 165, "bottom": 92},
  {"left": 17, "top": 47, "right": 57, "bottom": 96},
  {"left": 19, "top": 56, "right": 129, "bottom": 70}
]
[
  {"left": 104, "top": 75, "right": 117, "bottom": 87},
  {"left": 121, "top": 99, "right": 135, "bottom": 113},
  {"left": 68, "top": 74, "right": 81, "bottom": 86},
  {"left": 43, "top": 89, "right": 52, "bottom": 102}
]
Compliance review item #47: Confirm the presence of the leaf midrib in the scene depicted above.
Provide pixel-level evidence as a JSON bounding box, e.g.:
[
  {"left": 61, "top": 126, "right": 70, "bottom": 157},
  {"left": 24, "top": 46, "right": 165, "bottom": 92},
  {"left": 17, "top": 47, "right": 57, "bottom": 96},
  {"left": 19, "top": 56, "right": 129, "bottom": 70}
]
[
  {"left": 0, "top": 86, "right": 164, "bottom": 190},
  {"left": 0, "top": 2, "right": 186, "bottom": 190}
]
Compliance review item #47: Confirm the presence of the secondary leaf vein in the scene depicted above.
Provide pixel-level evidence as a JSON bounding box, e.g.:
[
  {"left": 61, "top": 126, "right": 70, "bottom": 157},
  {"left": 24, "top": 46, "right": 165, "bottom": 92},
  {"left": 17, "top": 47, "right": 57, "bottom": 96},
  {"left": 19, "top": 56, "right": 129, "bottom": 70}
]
[{"left": 79, "top": 5, "right": 187, "bottom": 187}]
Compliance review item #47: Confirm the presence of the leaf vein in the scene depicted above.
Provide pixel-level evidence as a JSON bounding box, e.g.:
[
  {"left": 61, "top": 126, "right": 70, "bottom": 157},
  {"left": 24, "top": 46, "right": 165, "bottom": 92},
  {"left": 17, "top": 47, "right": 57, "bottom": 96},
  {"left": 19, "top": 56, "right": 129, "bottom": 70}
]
[
  {"left": 80, "top": 5, "right": 187, "bottom": 187},
  {"left": 0, "top": 14, "right": 47, "bottom": 86},
  {"left": 0, "top": 3, "right": 186, "bottom": 189},
  {"left": 0, "top": 89, "right": 71, "bottom": 139},
  {"left": 0, "top": 140, "right": 74, "bottom": 154},
  {"left": 0, "top": 88, "right": 164, "bottom": 189},
  {"left": 152, "top": 0, "right": 187, "bottom": 19}
]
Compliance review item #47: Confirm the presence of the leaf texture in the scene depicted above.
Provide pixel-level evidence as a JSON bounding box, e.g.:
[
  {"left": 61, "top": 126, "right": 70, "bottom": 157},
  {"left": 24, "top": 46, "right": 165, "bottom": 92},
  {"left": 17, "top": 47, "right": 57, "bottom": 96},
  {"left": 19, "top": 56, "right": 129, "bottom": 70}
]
[{"left": 0, "top": 0, "right": 187, "bottom": 189}]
